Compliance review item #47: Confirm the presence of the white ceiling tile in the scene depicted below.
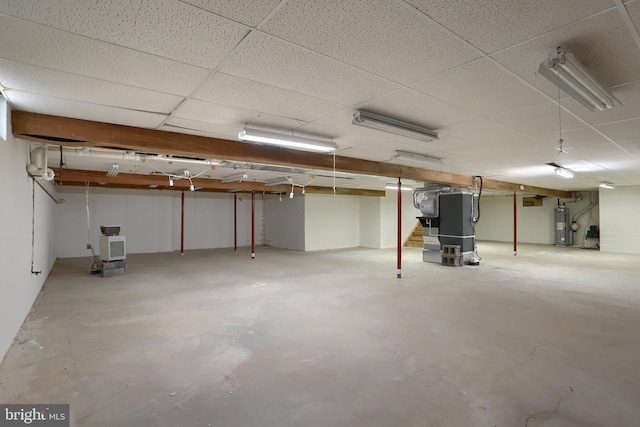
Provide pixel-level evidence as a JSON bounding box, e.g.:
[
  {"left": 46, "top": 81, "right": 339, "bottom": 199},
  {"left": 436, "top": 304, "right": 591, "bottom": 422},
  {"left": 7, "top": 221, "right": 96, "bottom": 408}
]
[
  {"left": 297, "top": 123, "right": 386, "bottom": 149},
  {"left": 0, "top": 59, "right": 183, "bottom": 114},
  {"left": 565, "top": 143, "right": 631, "bottom": 160},
  {"left": 422, "top": 133, "right": 480, "bottom": 152},
  {"left": 533, "top": 127, "right": 611, "bottom": 149},
  {"left": 192, "top": 73, "right": 342, "bottom": 122},
  {"left": 337, "top": 147, "right": 396, "bottom": 162},
  {"left": 6, "top": 91, "right": 167, "bottom": 128},
  {"left": 439, "top": 118, "right": 537, "bottom": 146},
  {"left": 357, "top": 88, "right": 477, "bottom": 130},
  {"left": 0, "top": 0, "right": 250, "bottom": 69},
  {"left": 180, "top": 0, "right": 282, "bottom": 27},
  {"left": 173, "top": 99, "right": 259, "bottom": 126},
  {"left": 3, "top": 0, "right": 640, "bottom": 190},
  {"left": 443, "top": 139, "right": 543, "bottom": 162},
  {"left": 162, "top": 117, "right": 240, "bottom": 140},
  {"left": 412, "top": 58, "right": 548, "bottom": 116},
  {"left": 217, "top": 33, "right": 401, "bottom": 105},
  {"left": 555, "top": 159, "right": 606, "bottom": 172},
  {"left": 406, "top": 0, "right": 614, "bottom": 54},
  {"left": 0, "top": 15, "right": 209, "bottom": 95},
  {"left": 596, "top": 118, "right": 640, "bottom": 142},
  {"left": 491, "top": 10, "right": 640, "bottom": 100},
  {"left": 563, "top": 81, "right": 640, "bottom": 126},
  {"left": 498, "top": 149, "right": 579, "bottom": 168},
  {"left": 260, "top": 0, "right": 480, "bottom": 85},
  {"left": 490, "top": 103, "right": 586, "bottom": 136},
  {"left": 617, "top": 139, "right": 640, "bottom": 155}
]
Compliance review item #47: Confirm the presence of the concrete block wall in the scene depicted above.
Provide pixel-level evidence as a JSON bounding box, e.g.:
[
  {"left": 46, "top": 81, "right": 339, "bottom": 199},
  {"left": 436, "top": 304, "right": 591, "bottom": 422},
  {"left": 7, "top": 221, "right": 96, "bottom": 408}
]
[
  {"left": 0, "top": 104, "right": 57, "bottom": 362},
  {"left": 56, "top": 187, "right": 264, "bottom": 258}
]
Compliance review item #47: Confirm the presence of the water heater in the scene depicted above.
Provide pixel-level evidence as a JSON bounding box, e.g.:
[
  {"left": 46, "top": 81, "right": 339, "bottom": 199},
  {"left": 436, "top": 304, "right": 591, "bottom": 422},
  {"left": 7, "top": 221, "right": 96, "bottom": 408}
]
[{"left": 554, "top": 206, "right": 571, "bottom": 246}]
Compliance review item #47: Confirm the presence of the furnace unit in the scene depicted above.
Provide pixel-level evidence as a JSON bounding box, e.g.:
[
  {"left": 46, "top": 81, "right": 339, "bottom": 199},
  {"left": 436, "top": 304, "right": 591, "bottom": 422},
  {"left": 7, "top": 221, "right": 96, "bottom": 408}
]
[{"left": 413, "top": 186, "right": 479, "bottom": 266}]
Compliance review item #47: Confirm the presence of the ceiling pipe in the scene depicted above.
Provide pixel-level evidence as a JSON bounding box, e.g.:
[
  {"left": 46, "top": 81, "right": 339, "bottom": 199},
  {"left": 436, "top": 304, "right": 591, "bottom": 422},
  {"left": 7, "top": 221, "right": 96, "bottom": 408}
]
[
  {"left": 572, "top": 191, "right": 598, "bottom": 224},
  {"left": 27, "top": 145, "right": 55, "bottom": 181},
  {"left": 58, "top": 146, "right": 221, "bottom": 166}
]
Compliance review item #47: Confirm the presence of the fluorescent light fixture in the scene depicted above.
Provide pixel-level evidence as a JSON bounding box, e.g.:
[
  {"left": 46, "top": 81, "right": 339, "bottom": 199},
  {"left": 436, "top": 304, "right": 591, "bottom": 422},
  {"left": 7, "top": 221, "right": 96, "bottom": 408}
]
[
  {"left": 385, "top": 184, "right": 413, "bottom": 191},
  {"left": 393, "top": 150, "right": 443, "bottom": 166},
  {"left": 264, "top": 177, "right": 291, "bottom": 186},
  {"left": 554, "top": 167, "right": 574, "bottom": 178},
  {"left": 221, "top": 173, "right": 248, "bottom": 183},
  {"left": 599, "top": 182, "right": 614, "bottom": 189},
  {"left": 538, "top": 48, "right": 618, "bottom": 111},
  {"left": 352, "top": 110, "right": 438, "bottom": 142},
  {"left": 238, "top": 128, "right": 337, "bottom": 153},
  {"left": 106, "top": 163, "right": 119, "bottom": 177}
]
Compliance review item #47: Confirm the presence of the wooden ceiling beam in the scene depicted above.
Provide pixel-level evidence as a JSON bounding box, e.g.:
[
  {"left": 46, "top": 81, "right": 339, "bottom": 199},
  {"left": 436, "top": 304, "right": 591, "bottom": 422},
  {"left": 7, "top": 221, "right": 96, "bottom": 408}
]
[{"left": 12, "top": 111, "right": 573, "bottom": 198}]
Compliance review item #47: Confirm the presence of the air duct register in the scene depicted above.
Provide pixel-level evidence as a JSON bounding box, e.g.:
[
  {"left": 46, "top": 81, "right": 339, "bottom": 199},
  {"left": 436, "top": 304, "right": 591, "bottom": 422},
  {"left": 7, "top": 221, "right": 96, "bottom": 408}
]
[{"left": 99, "top": 225, "right": 126, "bottom": 262}]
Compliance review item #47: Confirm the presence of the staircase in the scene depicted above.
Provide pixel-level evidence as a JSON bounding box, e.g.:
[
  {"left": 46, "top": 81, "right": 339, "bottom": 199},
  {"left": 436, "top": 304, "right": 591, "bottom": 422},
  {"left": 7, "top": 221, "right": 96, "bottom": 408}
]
[{"left": 404, "top": 222, "right": 424, "bottom": 247}]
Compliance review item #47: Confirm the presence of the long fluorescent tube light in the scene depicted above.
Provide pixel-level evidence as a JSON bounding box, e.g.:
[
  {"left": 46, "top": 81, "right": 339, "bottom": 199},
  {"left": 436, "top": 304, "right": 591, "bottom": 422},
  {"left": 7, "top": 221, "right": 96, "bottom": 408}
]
[
  {"left": 599, "top": 182, "right": 614, "bottom": 189},
  {"left": 554, "top": 167, "right": 574, "bottom": 178},
  {"left": 393, "top": 150, "right": 443, "bottom": 166},
  {"left": 538, "top": 48, "right": 618, "bottom": 111},
  {"left": 221, "top": 173, "right": 248, "bottom": 183},
  {"left": 238, "top": 128, "right": 337, "bottom": 153},
  {"left": 106, "top": 163, "right": 119, "bottom": 177},
  {"left": 385, "top": 184, "right": 413, "bottom": 191},
  {"left": 352, "top": 110, "right": 438, "bottom": 142},
  {"left": 264, "top": 177, "right": 291, "bottom": 186}
]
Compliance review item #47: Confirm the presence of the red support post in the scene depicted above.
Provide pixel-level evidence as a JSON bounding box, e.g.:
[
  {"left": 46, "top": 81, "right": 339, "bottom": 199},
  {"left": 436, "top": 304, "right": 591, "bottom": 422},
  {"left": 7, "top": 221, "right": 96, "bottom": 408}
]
[
  {"left": 397, "top": 177, "right": 402, "bottom": 279},
  {"left": 513, "top": 191, "right": 517, "bottom": 256},
  {"left": 181, "top": 191, "right": 185, "bottom": 256},
  {"left": 251, "top": 191, "right": 255, "bottom": 259},
  {"left": 234, "top": 193, "right": 237, "bottom": 252}
]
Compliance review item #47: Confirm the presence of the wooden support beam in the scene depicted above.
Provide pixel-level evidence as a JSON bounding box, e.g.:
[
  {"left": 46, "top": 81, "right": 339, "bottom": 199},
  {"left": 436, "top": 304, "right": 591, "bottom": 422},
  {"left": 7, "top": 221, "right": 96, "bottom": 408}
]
[{"left": 12, "top": 111, "right": 572, "bottom": 198}]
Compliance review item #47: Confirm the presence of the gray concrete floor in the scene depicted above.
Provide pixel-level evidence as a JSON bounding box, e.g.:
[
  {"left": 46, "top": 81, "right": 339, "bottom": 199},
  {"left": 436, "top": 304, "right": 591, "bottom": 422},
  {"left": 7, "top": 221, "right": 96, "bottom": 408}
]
[{"left": 1, "top": 243, "right": 639, "bottom": 427}]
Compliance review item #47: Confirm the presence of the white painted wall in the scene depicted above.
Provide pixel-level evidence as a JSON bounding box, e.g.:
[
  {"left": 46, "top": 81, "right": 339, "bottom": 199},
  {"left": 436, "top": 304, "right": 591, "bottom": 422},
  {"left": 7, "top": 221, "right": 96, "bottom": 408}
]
[
  {"left": 359, "top": 197, "right": 380, "bottom": 248},
  {"left": 264, "top": 194, "right": 305, "bottom": 251},
  {"left": 599, "top": 186, "right": 640, "bottom": 254},
  {"left": 56, "top": 187, "right": 264, "bottom": 258},
  {"left": 305, "top": 194, "right": 360, "bottom": 251},
  {"left": 0, "top": 113, "right": 57, "bottom": 362},
  {"left": 475, "top": 193, "right": 599, "bottom": 246},
  {"left": 380, "top": 191, "right": 421, "bottom": 248}
]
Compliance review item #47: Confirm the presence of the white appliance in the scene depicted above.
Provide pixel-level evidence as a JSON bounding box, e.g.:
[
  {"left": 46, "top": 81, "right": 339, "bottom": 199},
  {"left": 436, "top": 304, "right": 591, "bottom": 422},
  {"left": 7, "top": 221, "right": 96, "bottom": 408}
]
[{"left": 99, "top": 235, "right": 126, "bottom": 261}]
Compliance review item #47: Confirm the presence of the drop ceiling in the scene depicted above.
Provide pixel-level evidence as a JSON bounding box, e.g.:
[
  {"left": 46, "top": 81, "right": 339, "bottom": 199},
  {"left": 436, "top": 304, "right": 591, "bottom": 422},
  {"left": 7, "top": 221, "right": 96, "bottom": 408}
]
[{"left": 1, "top": 0, "right": 640, "bottom": 193}]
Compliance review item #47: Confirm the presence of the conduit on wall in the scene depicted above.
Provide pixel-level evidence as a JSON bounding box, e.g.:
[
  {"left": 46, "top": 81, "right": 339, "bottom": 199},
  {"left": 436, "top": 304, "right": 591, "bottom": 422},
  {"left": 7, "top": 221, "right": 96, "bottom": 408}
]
[
  {"left": 251, "top": 191, "right": 255, "bottom": 259},
  {"left": 513, "top": 191, "right": 517, "bottom": 256},
  {"left": 181, "top": 191, "right": 185, "bottom": 255},
  {"left": 234, "top": 193, "right": 237, "bottom": 252},
  {"left": 30, "top": 179, "right": 41, "bottom": 275},
  {"left": 397, "top": 177, "right": 402, "bottom": 279}
]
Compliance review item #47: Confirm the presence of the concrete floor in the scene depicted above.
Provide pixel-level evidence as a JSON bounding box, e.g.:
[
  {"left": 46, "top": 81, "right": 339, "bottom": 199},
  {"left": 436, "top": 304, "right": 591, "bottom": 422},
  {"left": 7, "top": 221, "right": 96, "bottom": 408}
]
[{"left": 1, "top": 242, "right": 639, "bottom": 427}]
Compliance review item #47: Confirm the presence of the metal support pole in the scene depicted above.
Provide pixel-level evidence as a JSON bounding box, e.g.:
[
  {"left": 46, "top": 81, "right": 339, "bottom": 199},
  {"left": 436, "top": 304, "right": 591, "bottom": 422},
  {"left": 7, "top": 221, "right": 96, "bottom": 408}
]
[
  {"left": 234, "top": 193, "right": 237, "bottom": 252},
  {"left": 251, "top": 190, "right": 255, "bottom": 259},
  {"left": 513, "top": 191, "right": 517, "bottom": 256},
  {"left": 181, "top": 191, "right": 185, "bottom": 256},
  {"left": 397, "top": 177, "right": 402, "bottom": 279}
]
